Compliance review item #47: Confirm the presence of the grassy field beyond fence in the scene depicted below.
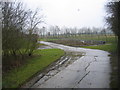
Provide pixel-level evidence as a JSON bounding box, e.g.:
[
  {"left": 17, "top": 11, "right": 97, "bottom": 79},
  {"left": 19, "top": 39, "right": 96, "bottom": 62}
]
[{"left": 40, "top": 34, "right": 117, "bottom": 43}]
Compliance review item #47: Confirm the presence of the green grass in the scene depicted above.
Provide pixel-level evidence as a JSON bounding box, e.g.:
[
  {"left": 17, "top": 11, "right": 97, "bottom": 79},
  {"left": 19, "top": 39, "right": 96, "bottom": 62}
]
[
  {"left": 3, "top": 48, "right": 65, "bottom": 88},
  {"left": 40, "top": 35, "right": 117, "bottom": 44},
  {"left": 81, "top": 43, "right": 117, "bottom": 53}
]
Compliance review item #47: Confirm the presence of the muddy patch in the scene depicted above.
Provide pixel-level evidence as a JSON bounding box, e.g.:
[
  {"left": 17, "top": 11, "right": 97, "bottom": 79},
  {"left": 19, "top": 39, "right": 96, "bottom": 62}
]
[
  {"left": 38, "top": 45, "right": 53, "bottom": 49},
  {"left": 47, "top": 39, "right": 106, "bottom": 47},
  {"left": 21, "top": 51, "right": 84, "bottom": 88}
]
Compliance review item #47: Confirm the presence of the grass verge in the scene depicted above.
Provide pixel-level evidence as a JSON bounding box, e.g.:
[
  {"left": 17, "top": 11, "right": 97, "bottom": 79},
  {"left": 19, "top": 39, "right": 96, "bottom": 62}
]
[
  {"left": 3, "top": 48, "right": 65, "bottom": 88},
  {"left": 81, "top": 43, "right": 117, "bottom": 53}
]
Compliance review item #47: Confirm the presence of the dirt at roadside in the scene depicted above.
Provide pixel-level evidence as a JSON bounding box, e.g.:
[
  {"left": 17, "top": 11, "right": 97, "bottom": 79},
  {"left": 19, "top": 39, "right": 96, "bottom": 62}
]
[{"left": 21, "top": 50, "right": 84, "bottom": 88}]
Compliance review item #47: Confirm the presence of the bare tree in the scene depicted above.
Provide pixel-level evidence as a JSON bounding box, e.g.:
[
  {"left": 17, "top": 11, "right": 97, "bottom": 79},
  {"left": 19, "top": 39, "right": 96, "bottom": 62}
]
[
  {"left": 25, "top": 9, "right": 44, "bottom": 56},
  {"left": 2, "top": 2, "right": 29, "bottom": 56},
  {"left": 1, "top": 1, "right": 44, "bottom": 71}
]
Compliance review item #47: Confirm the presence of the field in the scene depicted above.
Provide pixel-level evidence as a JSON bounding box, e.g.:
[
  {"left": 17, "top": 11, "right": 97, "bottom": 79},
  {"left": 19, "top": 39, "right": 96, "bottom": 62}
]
[
  {"left": 3, "top": 48, "right": 65, "bottom": 88},
  {"left": 42, "top": 34, "right": 117, "bottom": 47}
]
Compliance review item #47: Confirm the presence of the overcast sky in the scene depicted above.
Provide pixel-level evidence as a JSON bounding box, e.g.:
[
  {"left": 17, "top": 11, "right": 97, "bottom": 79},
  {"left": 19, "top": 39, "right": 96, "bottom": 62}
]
[{"left": 22, "top": 0, "right": 108, "bottom": 28}]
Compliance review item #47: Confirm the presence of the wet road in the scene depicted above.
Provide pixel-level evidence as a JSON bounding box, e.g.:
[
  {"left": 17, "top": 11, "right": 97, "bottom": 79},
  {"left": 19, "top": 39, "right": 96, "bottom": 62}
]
[{"left": 32, "top": 41, "right": 111, "bottom": 88}]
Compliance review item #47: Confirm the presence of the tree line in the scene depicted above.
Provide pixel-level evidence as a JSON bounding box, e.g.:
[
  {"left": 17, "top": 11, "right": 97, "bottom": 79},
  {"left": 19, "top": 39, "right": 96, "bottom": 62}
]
[{"left": 38, "top": 26, "right": 114, "bottom": 39}]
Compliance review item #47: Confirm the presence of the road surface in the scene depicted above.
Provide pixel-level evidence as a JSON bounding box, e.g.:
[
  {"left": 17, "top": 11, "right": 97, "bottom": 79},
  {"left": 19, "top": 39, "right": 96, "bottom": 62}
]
[{"left": 31, "top": 41, "right": 111, "bottom": 88}]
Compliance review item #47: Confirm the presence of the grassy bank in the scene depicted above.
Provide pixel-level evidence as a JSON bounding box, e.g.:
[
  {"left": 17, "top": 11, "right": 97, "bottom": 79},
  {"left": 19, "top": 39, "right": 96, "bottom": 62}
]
[
  {"left": 3, "top": 48, "right": 65, "bottom": 88},
  {"left": 81, "top": 43, "right": 117, "bottom": 53}
]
